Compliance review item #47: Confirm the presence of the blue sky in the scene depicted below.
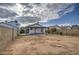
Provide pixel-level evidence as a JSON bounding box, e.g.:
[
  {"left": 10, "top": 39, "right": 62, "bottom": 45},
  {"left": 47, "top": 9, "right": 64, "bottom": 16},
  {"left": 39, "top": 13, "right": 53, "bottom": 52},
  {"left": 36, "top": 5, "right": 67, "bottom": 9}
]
[{"left": 41, "top": 4, "right": 79, "bottom": 26}]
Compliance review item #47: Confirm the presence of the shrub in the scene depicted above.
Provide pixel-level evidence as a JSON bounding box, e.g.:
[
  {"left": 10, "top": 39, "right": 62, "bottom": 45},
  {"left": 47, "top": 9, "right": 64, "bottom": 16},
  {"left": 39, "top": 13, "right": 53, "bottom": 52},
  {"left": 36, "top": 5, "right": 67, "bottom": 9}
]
[
  {"left": 59, "top": 32, "right": 63, "bottom": 35},
  {"left": 45, "top": 30, "right": 50, "bottom": 33},
  {"left": 51, "top": 28, "right": 57, "bottom": 32},
  {"left": 20, "top": 29, "right": 25, "bottom": 34}
]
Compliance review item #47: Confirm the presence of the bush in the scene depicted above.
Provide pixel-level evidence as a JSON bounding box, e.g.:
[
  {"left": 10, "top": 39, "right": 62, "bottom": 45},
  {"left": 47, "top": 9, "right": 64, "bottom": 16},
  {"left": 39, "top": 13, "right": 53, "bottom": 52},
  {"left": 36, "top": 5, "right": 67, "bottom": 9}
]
[
  {"left": 45, "top": 30, "right": 50, "bottom": 33},
  {"left": 20, "top": 29, "right": 25, "bottom": 34},
  {"left": 46, "top": 28, "right": 58, "bottom": 34},
  {"left": 59, "top": 32, "right": 63, "bottom": 35},
  {"left": 51, "top": 28, "right": 57, "bottom": 32}
]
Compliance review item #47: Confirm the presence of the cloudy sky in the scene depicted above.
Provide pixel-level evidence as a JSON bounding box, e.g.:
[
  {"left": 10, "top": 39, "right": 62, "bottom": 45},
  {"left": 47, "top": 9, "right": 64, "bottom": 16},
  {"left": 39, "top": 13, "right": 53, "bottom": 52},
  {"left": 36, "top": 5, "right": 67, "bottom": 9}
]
[{"left": 0, "top": 3, "right": 79, "bottom": 26}]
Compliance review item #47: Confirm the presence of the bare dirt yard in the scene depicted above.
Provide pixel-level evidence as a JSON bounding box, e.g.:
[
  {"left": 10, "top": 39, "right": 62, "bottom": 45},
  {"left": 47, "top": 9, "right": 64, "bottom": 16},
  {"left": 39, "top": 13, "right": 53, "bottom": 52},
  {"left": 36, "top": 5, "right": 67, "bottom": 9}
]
[{"left": 0, "top": 34, "right": 79, "bottom": 55}]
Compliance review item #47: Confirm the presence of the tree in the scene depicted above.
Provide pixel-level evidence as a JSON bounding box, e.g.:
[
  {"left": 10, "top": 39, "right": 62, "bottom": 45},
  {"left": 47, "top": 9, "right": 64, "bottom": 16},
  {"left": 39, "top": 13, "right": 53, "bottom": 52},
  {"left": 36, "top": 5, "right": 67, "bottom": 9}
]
[{"left": 20, "top": 29, "right": 25, "bottom": 34}]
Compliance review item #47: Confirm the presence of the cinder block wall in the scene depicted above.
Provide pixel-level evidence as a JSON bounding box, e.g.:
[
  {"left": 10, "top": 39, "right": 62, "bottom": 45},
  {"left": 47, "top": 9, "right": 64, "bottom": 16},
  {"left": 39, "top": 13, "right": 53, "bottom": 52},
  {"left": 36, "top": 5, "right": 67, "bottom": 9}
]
[{"left": 0, "top": 27, "right": 17, "bottom": 51}]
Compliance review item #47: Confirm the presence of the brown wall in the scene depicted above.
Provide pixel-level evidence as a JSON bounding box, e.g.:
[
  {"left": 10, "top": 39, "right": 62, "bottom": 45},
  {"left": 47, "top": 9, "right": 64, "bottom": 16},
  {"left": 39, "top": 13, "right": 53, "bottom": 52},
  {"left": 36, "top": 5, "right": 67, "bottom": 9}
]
[{"left": 0, "top": 27, "right": 17, "bottom": 51}]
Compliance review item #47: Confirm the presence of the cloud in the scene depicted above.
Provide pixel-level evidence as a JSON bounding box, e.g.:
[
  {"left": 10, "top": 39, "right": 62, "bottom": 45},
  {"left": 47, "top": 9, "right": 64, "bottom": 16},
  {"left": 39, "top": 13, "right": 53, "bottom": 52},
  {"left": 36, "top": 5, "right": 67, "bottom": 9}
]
[
  {"left": 0, "top": 7, "right": 17, "bottom": 18},
  {"left": 15, "top": 3, "right": 75, "bottom": 23},
  {"left": 58, "top": 4, "right": 75, "bottom": 16},
  {"left": 15, "top": 16, "right": 40, "bottom": 23},
  {"left": 0, "top": 3, "right": 75, "bottom": 25}
]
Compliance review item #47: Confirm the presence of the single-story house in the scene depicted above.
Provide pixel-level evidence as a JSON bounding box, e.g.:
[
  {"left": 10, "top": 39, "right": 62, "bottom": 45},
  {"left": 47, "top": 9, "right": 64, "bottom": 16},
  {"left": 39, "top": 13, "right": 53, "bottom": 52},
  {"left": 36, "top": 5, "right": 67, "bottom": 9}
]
[{"left": 22, "top": 22, "right": 48, "bottom": 35}]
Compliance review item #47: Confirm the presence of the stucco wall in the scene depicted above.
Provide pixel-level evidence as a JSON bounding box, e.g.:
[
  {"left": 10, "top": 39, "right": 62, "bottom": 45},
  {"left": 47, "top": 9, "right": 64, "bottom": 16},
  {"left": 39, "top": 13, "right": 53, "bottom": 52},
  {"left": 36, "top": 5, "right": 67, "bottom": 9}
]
[{"left": 0, "top": 26, "right": 17, "bottom": 51}]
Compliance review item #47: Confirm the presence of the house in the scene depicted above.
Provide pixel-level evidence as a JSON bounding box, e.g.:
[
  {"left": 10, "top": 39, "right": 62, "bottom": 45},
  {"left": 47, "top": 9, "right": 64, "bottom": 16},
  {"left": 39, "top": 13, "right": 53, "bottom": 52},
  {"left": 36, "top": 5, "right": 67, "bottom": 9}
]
[
  {"left": 64, "top": 26, "right": 71, "bottom": 29},
  {"left": 71, "top": 25, "right": 79, "bottom": 29},
  {"left": 21, "top": 22, "right": 48, "bottom": 35},
  {"left": 49, "top": 25, "right": 61, "bottom": 30}
]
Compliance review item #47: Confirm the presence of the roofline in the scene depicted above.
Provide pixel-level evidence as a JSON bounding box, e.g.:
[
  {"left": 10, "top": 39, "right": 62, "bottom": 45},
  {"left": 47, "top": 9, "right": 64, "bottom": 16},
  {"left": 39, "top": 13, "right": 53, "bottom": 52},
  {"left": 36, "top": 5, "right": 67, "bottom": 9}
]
[
  {"left": 25, "top": 26, "right": 48, "bottom": 28},
  {"left": 25, "top": 22, "right": 47, "bottom": 28},
  {"left": 0, "top": 23, "right": 17, "bottom": 29}
]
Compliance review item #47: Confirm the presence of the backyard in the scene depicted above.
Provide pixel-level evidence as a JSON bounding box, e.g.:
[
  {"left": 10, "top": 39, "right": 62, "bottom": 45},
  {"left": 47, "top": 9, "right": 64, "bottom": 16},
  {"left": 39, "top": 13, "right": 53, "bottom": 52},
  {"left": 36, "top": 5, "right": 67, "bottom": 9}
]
[{"left": 0, "top": 34, "right": 79, "bottom": 55}]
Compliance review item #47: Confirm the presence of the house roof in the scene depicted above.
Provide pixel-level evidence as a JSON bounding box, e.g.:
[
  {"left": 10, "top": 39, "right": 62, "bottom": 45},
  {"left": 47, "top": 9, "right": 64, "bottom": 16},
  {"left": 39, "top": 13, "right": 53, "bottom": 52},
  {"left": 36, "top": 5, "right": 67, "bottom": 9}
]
[
  {"left": 7, "top": 20, "right": 20, "bottom": 27},
  {"left": 0, "top": 20, "right": 20, "bottom": 29},
  {"left": 0, "top": 22, "right": 15, "bottom": 29},
  {"left": 50, "top": 25, "right": 60, "bottom": 28},
  {"left": 25, "top": 22, "right": 47, "bottom": 28}
]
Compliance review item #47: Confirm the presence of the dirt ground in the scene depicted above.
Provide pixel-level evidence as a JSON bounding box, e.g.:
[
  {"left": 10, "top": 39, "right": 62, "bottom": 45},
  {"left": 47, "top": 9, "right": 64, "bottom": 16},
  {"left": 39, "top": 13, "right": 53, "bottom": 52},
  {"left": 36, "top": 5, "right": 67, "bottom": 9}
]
[{"left": 0, "top": 34, "right": 79, "bottom": 55}]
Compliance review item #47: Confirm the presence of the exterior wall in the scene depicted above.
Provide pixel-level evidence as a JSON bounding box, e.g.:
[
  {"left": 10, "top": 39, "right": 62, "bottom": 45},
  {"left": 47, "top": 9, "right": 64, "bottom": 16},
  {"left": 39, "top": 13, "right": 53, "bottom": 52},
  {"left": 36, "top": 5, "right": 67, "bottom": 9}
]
[
  {"left": 24, "top": 22, "right": 48, "bottom": 34},
  {"left": 35, "top": 28, "right": 43, "bottom": 33},
  {"left": 29, "top": 28, "right": 35, "bottom": 34},
  {"left": 28, "top": 28, "right": 45, "bottom": 34},
  {"left": 0, "top": 25, "right": 17, "bottom": 51}
]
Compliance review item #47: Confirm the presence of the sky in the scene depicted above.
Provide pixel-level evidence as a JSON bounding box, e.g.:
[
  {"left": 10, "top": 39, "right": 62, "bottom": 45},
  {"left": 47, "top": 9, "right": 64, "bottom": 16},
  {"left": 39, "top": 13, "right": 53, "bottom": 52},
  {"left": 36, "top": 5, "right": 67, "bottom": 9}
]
[
  {"left": 41, "top": 3, "right": 79, "bottom": 26},
  {"left": 0, "top": 3, "right": 79, "bottom": 26}
]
